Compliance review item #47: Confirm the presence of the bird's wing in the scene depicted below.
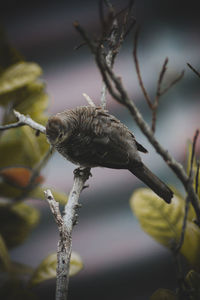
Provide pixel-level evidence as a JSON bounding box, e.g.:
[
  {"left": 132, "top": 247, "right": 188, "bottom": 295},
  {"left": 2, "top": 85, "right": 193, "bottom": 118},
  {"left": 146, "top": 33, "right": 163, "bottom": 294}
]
[{"left": 88, "top": 108, "right": 137, "bottom": 168}]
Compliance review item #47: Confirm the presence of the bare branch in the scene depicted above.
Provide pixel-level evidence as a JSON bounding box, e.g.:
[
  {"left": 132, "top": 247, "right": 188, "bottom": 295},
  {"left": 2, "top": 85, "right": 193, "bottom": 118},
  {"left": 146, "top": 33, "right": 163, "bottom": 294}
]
[
  {"left": 0, "top": 110, "right": 46, "bottom": 134},
  {"left": 75, "top": 1, "right": 200, "bottom": 224},
  {"left": 45, "top": 189, "right": 63, "bottom": 228},
  {"left": 175, "top": 195, "right": 190, "bottom": 255},
  {"left": 189, "top": 129, "right": 199, "bottom": 179},
  {"left": 89, "top": 39, "right": 200, "bottom": 224},
  {"left": 82, "top": 93, "right": 96, "bottom": 107},
  {"left": 151, "top": 58, "right": 168, "bottom": 133},
  {"left": 156, "top": 57, "right": 169, "bottom": 97},
  {"left": 45, "top": 167, "right": 91, "bottom": 300},
  {"left": 187, "top": 62, "right": 200, "bottom": 78},
  {"left": 100, "top": 3, "right": 118, "bottom": 108},
  {"left": 160, "top": 70, "right": 184, "bottom": 96},
  {"left": 13, "top": 110, "right": 46, "bottom": 133},
  {"left": 196, "top": 161, "right": 200, "bottom": 194},
  {"left": 175, "top": 130, "right": 199, "bottom": 254},
  {"left": 133, "top": 29, "right": 152, "bottom": 109}
]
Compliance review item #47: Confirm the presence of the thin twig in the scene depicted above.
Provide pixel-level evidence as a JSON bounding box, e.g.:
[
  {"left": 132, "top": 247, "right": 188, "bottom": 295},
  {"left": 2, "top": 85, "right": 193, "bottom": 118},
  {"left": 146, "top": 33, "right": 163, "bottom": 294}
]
[
  {"left": 174, "top": 130, "right": 200, "bottom": 253},
  {"left": 156, "top": 57, "right": 169, "bottom": 98},
  {"left": 189, "top": 129, "right": 199, "bottom": 179},
  {"left": 160, "top": 70, "right": 184, "bottom": 96},
  {"left": 0, "top": 110, "right": 46, "bottom": 133},
  {"left": 82, "top": 93, "right": 96, "bottom": 107},
  {"left": 133, "top": 30, "right": 184, "bottom": 132},
  {"left": 187, "top": 63, "right": 200, "bottom": 78},
  {"left": 175, "top": 195, "right": 190, "bottom": 255},
  {"left": 100, "top": 2, "right": 118, "bottom": 108},
  {"left": 45, "top": 167, "right": 91, "bottom": 300},
  {"left": 13, "top": 110, "right": 46, "bottom": 133},
  {"left": 151, "top": 58, "right": 169, "bottom": 132},
  {"left": 133, "top": 29, "right": 152, "bottom": 109},
  {"left": 74, "top": 0, "right": 200, "bottom": 224},
  {"left": 87, "top": 32, "right": 200, "bottom": 224},
  {"left": 45, "top": 189, "right": 63, "bottom": 227},
  {"left": 196, "top": 161, "right": 200, "bottom": 195}
]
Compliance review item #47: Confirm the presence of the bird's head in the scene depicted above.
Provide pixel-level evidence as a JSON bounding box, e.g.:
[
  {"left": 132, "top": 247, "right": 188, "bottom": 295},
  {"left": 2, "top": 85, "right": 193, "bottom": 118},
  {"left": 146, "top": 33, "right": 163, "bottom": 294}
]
[{"left": 46, "top": 115, "right": 71, "bottom": 147}]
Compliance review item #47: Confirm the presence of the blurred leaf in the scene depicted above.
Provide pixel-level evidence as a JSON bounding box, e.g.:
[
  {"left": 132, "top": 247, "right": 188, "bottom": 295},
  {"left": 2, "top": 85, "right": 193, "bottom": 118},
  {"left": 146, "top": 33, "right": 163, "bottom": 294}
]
[
  {"left": 13, "top": 82, "right": 49, "bottom": 121},
  {"left": 0, "top": 202, "right": 39, "bottom": 248},
  {"left": 29, "top": 253, "right": 57, "bottom": 286},
  {"left": 150, "top": 288, "right": 178, "bottom": 300},
  {"left": 0, "top": 62, "right": 42, "bottom": 96},
  {"left": 9, "top": 261, "right": 34, "bottom": 276},
  {"left": 0, "top": 279, "right": 38, "bottom": 300},
  {"left": 186, "top": 270, "right": 200, "bottom": 299},
  {"left": 69, "top": 251, "right": 83, "bottom": 276},
  {"left": 0, "top": 126, "right": 49, "bottom": 169},
  {"left": 0, "top": 166, "right": 44, "bottom": 189},
  {"left": 29, "top": 251, "right": 83, "bottom": 286},
  {"left": 130, "top": 188, "right": 200, "bottom": 269},
  {"left": 0, "top": 234, "right": 11, "bottom": 272},
  {"left": 30, "top": 186, "right": 68, "bottom": 205}
]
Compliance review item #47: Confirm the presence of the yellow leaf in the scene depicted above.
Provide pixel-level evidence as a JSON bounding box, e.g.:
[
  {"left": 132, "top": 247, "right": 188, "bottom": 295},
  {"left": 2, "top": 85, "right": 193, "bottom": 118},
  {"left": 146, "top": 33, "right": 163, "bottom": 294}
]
[
  {"left": 29, "top": 251, "right": 83, "bottom": 286},
  {"left": 0, "top": 234, "right": 11, "bottom": 271},
  {"left": 130, "top": 188, "right": 200, "bottom": 269},
  {"left": 29, "top": 253, "right": 57, "bottom": 286},
  {"left": 0, "top": 126, "right": 49, "bottom": 168},
  {"left": 0, "top": 62, "right": 42, "bottom": 95},
  {"left": 0, "top": 202, "right": 39, "bottom": 248},
  {"left": 13, "top": 81, "right": 49, "bottom": 120},
  {"left": 182, "top": 222, "right": 200, "bottom": 269},
  {"left": 150, "top": 288, "right": 178, "bottom": 300}
]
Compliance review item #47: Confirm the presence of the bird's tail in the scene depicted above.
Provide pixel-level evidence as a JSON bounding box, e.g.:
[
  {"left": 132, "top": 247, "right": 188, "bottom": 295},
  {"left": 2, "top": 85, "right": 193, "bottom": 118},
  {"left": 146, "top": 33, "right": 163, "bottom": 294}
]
[{"left": 129, "top": 163, "right": 173, "bottom": 203}]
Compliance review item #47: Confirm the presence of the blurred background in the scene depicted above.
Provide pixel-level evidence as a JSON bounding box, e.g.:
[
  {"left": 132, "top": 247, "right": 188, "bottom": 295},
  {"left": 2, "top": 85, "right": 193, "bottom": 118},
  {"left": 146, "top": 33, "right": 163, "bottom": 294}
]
[{"left": 1, "top": 0, "right": 200, "bottom": 299}]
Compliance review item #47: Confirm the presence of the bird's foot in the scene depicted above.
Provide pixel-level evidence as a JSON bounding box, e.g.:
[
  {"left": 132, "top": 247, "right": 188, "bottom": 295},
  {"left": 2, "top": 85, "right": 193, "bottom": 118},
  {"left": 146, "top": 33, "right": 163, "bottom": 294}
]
[{"left": 73, "top": 167, "right": 92, "bottom": 178}]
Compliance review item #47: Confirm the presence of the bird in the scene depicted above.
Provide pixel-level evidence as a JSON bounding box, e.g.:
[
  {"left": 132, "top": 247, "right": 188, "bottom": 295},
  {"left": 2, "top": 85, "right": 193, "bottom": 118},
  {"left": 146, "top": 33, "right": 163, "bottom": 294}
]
[{"left": 46, "top": 106, "right": 173, "bottom": 203}]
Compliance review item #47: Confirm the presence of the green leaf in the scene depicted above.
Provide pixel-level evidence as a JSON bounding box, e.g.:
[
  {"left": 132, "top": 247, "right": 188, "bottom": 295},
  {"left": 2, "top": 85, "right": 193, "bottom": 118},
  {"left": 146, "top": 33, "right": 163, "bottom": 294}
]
[
  {"left": 150, "top": 288, "right": 178, "bottom": 300},
  {"left": 185, "top": 270, "right": 200, "bottom": 299},
  {"left": 0, "top": 126, "right": 49, "bottom": 169},
  {"left": 13, "top": 82, "right": 48, "bottom": 120},
  {"left": 0, "top": 234, "right": 11, "bottom": 271},
  {"left": 0, "top": 202, "right": 39, "bottom": 248},
  {"left": 29, "top": 251, "right": 83, "bottom": 286},
  {"left": 0, "top": 62, "right": 42, "bottom": 95},
  {"left": 130, "top": 188, "right": 200, "bottom": 269},
  {"left": 30, "top": 186, "right": 68, "bottom": 205}
]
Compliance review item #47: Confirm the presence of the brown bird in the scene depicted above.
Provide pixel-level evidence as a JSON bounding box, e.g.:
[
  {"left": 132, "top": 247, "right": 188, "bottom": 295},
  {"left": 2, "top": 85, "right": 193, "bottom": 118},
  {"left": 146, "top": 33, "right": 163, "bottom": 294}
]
[{"left": 46, "top": 106, "right": 173, "bottom": 203}]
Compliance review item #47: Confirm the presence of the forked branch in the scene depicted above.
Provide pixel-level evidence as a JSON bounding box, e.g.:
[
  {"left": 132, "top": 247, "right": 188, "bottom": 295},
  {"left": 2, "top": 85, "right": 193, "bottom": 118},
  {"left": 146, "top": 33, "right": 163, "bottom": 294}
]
[
  {"left": 133, "top": 30, "right": 184, "bottom": 132},
  {"left": 74, "top": 17, "right": 200, "bottom": 225}
]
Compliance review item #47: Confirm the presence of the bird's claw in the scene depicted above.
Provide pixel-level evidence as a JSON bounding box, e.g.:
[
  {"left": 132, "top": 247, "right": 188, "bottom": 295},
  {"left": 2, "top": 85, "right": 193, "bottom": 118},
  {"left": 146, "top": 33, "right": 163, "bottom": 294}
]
[{"left": 73, "top": 167, "right": 92, "bottom": 178}]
